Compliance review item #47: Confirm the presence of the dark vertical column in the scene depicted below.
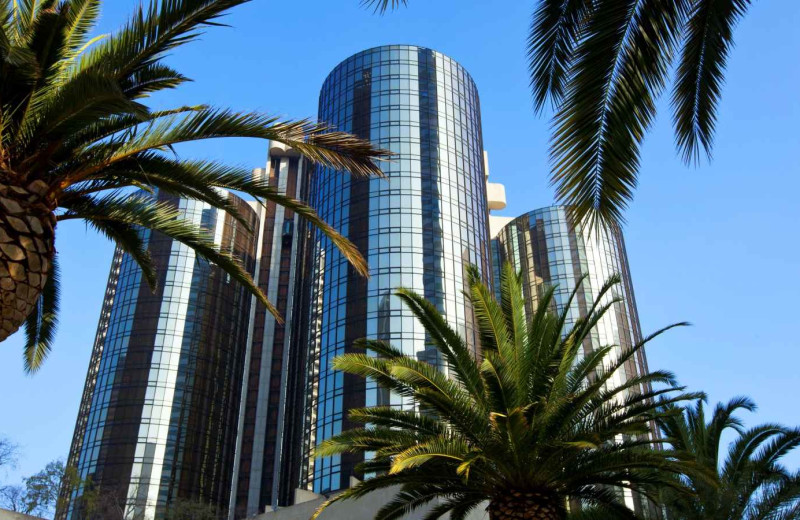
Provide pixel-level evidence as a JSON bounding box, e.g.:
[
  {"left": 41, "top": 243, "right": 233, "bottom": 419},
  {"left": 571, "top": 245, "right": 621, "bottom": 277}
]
[
  {"left": 564, "top": 216, "right": 594, "bottom": 357},
  {"left": 339, "top": 68, "right": 372, "bottom": 483},
  {"left": 257, "top": 157, "right": 300, "bottom": 511},
  {"left": 233, "top": 158, "right": 279, "bottom": 519},
  {"left": 277, "top": 184, "right": 314, "bottom": 506},
  {"left": 417, "top": 48, "right": 445, "bottom": 369}
]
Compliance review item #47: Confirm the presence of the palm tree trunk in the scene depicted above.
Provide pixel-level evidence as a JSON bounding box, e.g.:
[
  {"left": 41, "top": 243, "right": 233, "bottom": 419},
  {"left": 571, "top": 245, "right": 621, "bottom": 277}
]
[
  {"left": 488, "top": 490, "right": 566, "bottom": 520},
  {"left": 0, "top": 179, "right": 56, "bottom": 342}
]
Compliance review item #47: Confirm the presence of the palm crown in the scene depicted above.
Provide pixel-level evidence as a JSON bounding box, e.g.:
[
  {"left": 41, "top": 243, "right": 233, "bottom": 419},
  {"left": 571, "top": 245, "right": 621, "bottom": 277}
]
[
  {"left": 657, "top": 398, "right": 800, "bottom": 519},
  {"left": 0, "top": 0, "right": 390, "bottom": 371},
  {"left": 312, "top": 264, "right": 701, "bottom": 520}
]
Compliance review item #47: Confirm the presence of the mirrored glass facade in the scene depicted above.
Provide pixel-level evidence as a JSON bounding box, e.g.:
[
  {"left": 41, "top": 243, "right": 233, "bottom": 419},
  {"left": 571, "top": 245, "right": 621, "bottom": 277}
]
[
  {"left": 60, "top": 192, "right": 258, "bottom": 520},
  {"left": 494, "top": 206, "right": 649, "bottom": 390},
  {"left": 295, "top": 45, "right": 492, "bottom": 495}
]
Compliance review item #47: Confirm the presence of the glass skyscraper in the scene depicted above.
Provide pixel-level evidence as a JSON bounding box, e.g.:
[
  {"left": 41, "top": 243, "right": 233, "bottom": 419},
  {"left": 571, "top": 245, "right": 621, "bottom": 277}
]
[
  {"left": 293, "top": 45, "right": 492, "bottom": 496},
  {"left": 59, "top": 192, "right": 258, "bottom": 520},
  {"left": 493, "top": 207, "right": 647, "bottom": 380},
  {"left": 229, "top": 144, "right": 311, "bottom": 518},
  {"left": 58, "top": 45, "right": 660, "bottom": 519}
]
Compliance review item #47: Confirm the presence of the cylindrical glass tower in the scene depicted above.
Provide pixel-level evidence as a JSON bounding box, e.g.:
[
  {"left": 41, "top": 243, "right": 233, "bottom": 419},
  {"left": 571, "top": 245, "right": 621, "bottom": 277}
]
[
  {"left": 296, "top": 45, "right": 491, "bottom": 495},
  {"left": 494, "top": 206, "right": 650, "bottom": 413},
  {"left": 60, "top": 192, "right": 258, "bottom": 520}
]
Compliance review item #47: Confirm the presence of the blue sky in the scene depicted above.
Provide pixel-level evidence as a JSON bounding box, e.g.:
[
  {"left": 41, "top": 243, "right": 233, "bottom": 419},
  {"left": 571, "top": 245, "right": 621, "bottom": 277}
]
[{"left": 1, "top": 0, "right": 799, "bottom": 484}]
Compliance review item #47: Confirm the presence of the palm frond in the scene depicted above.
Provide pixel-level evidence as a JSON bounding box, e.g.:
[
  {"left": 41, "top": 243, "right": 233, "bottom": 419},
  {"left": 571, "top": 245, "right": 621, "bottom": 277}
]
[
  {"left": 59, "top": 196, "right": 159, "bottom": 289},
  {"left": 332, "top": 353, "right": 415, "bottom": 399},
  {"left": 77, "top": 0, "right": 252, "bottom": 80},
  {"left": 466, "top": 264, "right": 510, "bottom": 354},
  {"left": 10, "top": 0, "right": 58, "bottom": 43},
  {"left": 389, "top": 436, "right": 470, "bottom": 474},
  {"left": 360, "top": 0, "right": 407, "bottom": 15},
  {"left": 22, "top": 253, "right": 59, "bottom": 373},
  {"left": 120, "top": 62, "right": 190, "bottom": 99},
  {"left": 15, "top": 70, "right": 147, "bottom": 153},
  {"left": 672, "top": 0, "right": 751, "bottom": 164},
  {"left": 61, "top": 0, "right": 102, "bottom": 60},
  {"left": 352, "top": 337, "right": 406, "bottom": 359},
  {"left": 62, "top": 105, "right": 206, "bottom": 151},
  {"left": 527, "top": 0, "right": 591, "bottom": 111},
  {"left": 549, "top": 0, "right": 690, "bottom": 229},
  {"left": 57, "top": 192, "right": 278, "bottom": 319},
  {"left": 314, "top": 427, "right": 423, "bottom": 459},
  {"left": 347, "top": 406, "right": 446, "bottom": 436},
  {"left": 747, "top": 469, "right": 800, "bottom": 520},
  {"left": 75, "top": 109, "right": 389, "bottom": 181},
  {"left": 395, "top": 287, "right": 485, "bottom": 403}
]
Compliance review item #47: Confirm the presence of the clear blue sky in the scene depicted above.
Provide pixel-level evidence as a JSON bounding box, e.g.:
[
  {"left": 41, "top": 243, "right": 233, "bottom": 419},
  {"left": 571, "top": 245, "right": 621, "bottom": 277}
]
[{"left": 1, "top": 0, "right": 798, "bottom": 485}]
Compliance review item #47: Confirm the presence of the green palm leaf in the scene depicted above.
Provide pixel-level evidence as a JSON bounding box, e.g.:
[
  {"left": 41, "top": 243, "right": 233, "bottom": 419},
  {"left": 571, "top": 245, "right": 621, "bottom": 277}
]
[
  {"left": 22, "top": 253, "right": 59, "bottom": 373},
  {"left": 673, "top": 0, "right": 751, "bottom": 164},
  {"left": 656, "top": 397, "right": 800, "bottom": 519}
]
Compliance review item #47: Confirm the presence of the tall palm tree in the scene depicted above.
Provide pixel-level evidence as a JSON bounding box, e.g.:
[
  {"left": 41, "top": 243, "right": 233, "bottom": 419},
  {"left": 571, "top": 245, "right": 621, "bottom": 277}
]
[
  {"left": 370, "top": 0, "right": 753, "bottom": 229},
  {"left": 657, "top": 398, "right": 800, "bottom": 519},
  {"left": 312, "top": 264, "right": 701, "bottom": 520},
  {"left": 0, "top": 0, "right": 390, "bottom": 371}
]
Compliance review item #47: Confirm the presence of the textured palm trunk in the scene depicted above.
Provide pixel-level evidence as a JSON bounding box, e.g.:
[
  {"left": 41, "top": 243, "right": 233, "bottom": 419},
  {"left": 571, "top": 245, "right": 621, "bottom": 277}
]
[
  {"left": 0, "top": 179, "right": 56, "bottom": 342},
  {"left": 488, "top": 490, "right": 566, "bottom": 520}
]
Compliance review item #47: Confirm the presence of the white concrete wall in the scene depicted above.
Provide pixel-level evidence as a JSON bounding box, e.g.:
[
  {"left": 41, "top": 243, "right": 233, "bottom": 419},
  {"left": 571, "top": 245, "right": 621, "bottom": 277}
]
[
  {"left": 253, "top": 487, "right": 489, "bottom": 520},
  {"left": 0, "top": 509, "right": 45, "bottom": 520}
]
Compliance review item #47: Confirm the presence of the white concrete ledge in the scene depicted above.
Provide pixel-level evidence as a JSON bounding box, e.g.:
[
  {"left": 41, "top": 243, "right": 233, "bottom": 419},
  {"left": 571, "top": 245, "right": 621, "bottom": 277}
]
[{"left": 254, "top": 486, "right": 488, "bottom": 520}]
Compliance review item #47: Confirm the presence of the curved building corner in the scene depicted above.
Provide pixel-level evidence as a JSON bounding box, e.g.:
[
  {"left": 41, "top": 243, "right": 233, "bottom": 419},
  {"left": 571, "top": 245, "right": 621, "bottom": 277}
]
[{"left": 292, "top": 45, "right": 492, "bottom": 497}]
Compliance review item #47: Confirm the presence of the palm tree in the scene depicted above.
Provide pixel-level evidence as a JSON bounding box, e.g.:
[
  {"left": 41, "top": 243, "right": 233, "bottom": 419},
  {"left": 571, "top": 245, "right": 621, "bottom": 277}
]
[
  {"left": 312, "top": 264, "right": 701, "bottom": 520},
  {"left": 0, "top": 0, "right": 390, "bottom": 371},
  {"left": 657, "top": 398, "right": 800, "bottom": 519},
  {"left": 370, "top": 0, "right": 753, "bottom": 229}
]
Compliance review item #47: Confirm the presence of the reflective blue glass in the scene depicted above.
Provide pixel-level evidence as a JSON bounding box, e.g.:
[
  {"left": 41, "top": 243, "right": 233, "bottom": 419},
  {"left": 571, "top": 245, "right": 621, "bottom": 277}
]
[
  {"left": 298, "top": 45, "right": 491, "bottom": 494},
  {"left": 494, "top": 206, "right": 651, "bottom": 403}
]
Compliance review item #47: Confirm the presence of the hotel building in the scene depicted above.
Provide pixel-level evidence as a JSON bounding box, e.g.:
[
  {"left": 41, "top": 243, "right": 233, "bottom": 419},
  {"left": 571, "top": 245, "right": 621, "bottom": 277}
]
[{"left": 60, "top": 45, "right": 654, "bottom": 519}]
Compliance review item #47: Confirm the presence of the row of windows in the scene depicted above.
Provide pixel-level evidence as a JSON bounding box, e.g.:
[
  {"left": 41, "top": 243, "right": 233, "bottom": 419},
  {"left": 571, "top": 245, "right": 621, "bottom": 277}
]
[
  {"left": 322, "top": 70, "right": 477, "bottom": 108},
  {"left": 322, "top": 87, "right": 479, "bottom": 112},
  {"left": 312, "top": 185, "right": 488, "bottom": 216},
  {"left": 322, "top": 63, "right": 476, "bottom": 96}
]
